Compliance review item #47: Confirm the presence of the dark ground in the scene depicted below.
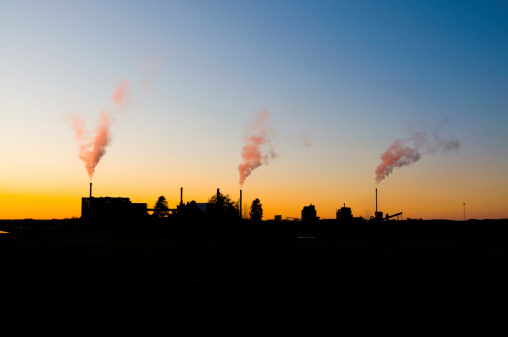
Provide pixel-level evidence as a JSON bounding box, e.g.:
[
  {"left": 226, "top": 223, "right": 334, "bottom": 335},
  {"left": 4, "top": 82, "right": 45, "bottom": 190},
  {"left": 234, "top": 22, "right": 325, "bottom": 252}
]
[{"left": 1, "top": 219, "right": 508, "bottom": 324}]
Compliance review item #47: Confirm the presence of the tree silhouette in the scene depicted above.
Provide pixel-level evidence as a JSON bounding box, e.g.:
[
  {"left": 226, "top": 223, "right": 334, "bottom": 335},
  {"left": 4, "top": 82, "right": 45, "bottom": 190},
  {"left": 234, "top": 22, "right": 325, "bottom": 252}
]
[
  {"left": 208, "top": 191, "right": 239, "bottom": 222},
  {"left": 153, "top": 196, "right": 170, "bottom": 218},
  {"left": 176, "top": 200, "right": 204, "bottom": 223},
  {"left": 243, "top": 203, "right": 249, "bottom": 219},
  {"left": 249, "top": 198, "right": 263, "bottom": 222}
]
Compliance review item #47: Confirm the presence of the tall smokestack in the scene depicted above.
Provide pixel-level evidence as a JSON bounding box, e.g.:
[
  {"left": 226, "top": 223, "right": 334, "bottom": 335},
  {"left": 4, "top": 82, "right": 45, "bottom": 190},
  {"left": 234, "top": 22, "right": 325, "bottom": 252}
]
[
  {"left": 90, "top": 182, "right": 92, "bottom": 198},
  {"left": 217, "top": 188, "right": 220, "bottom": 201},
  {"left": 240, "top": 189, "right": 243, "bottom": 219},
  {"left": 180, "top": 187, "right": 183, "bottom": 205},
  {"left": 376, "top": 188, "right": 378, "bottom": 213}
]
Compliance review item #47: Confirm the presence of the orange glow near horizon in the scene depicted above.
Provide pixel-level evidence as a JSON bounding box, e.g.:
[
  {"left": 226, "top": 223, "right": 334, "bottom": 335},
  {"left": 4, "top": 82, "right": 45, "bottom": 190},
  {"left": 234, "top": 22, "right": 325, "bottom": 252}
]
[
  {"left": 0, "top": 193, "right": 81, "bottom": 220},
  {"left": 1, "top": 136, "right": 507, "bottom": 221},
  {"left": 1, "top": 183, "right": 507, "bottom": 221}
]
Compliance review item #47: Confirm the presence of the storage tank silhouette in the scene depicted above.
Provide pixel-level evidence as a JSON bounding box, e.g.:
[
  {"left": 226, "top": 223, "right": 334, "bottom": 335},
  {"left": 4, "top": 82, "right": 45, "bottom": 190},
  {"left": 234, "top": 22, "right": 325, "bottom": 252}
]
[
  {"left": 336, "top": 203, "right": 353, "bottom": 222},
  {"left": 302, "top": 204, "right": 319, "bottom": 223}
]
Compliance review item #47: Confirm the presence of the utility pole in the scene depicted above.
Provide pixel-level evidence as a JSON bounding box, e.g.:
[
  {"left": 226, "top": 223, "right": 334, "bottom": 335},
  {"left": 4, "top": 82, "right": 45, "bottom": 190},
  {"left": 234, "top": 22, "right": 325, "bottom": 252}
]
[{"left": 463, "top": 202, "right": 466, "bottom": 221}]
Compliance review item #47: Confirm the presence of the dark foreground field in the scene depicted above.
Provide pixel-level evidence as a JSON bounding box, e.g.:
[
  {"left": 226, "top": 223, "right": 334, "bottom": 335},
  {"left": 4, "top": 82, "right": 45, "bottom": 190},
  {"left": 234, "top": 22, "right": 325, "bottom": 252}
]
[{"left": 1, "top": 219, "right": 508, "bottom": 323}]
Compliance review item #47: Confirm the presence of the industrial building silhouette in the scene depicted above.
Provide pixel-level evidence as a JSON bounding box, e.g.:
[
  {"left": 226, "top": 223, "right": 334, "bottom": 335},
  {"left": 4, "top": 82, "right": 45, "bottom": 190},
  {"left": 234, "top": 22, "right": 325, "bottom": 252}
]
[
  {"left": 81, "top": 183, "right": 403, "bottom": 228},
  {"left": 81, "top": 183, "right": 147, "bottom": 222}
]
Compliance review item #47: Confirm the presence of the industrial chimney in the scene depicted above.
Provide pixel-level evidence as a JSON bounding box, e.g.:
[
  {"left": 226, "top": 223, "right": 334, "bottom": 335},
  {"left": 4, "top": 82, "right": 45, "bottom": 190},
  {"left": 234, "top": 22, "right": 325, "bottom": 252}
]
[
  {"left": 239, "top": 189, "right": 242, "bottom": 219},
  {"left": 180, "top": 187, "right": 183, "bottom": 206},
  {"left": 375, "top": 188, "right": 383, "bottom": 220},
  {"left": 90, "top": 182, "right": 92, "bottom": 198}
]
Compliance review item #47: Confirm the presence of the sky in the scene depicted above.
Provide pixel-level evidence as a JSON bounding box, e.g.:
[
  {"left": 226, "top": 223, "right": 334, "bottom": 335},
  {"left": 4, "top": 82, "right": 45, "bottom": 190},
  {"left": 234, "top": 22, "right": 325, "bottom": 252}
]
[{"left": 1, "top": 0, "right": 508, "bottom": 220}]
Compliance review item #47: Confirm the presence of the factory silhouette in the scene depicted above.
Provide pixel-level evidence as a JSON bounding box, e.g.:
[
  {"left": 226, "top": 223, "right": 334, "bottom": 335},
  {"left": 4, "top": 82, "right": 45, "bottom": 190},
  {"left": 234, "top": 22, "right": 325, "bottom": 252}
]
[
  {"left": 6, "top": 184, "right": 507, "bottom": 319},
  {"left": 82, "top": 183, "right": 407, "bottom": 236}
]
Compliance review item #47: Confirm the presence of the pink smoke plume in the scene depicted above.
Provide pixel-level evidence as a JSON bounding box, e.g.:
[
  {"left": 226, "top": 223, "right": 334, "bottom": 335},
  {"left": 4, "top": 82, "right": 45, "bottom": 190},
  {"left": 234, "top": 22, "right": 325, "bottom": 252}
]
[
  {"left": 238, "top": 109, "right": 277, "bottom": 186},
  {"left": 302, "top": 136, "right": 311, "bottom": 147},
  {"left": 141, "top": 55, "right": 165, "bottom": 92},
  {"left": 71, "top": 80, "right": 131, "bottom": 180},
  {"left": 375, "top": 138, "right": 421, "bottom": 184},
  {"left": 375, "top": 129, "right": 459, "bottom": 184},
  {"left": 111, "top": 79, "right": 131, "bottom": 108}
]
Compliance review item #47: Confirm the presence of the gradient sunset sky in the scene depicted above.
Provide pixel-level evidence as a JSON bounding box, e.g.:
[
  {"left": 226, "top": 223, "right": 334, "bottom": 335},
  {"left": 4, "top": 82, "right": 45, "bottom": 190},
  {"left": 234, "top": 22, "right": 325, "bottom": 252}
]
[{"left": 2, "top": 0, "right": 507, "bottom": 220}]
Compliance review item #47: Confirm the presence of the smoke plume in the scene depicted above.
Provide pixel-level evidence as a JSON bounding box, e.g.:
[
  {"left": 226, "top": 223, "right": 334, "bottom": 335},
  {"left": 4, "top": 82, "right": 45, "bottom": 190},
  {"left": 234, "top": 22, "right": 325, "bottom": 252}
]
[
  {"left": 302, "top": 136, "right": 311, "bottom": 147},
  {"left": 111, "top": 79, "right": 131, "bottom": 108},
  {"left": 71, "top": 80, "right": 131, "bottom": 180},
  {"left": 375, "top": 128, "right": 459, "bottom": 184},
  {"left": 141, "top": 55, "right": 165, "bottom": 92},
  {"left": 238, "top": 109, "right": 277, "bottom": 186}
]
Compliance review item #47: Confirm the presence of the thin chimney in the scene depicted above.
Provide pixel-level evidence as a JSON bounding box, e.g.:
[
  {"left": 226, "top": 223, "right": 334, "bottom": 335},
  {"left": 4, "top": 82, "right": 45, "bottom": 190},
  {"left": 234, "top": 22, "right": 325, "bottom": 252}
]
[
  {"left": 240, "top": 189, "right": 243, "bottom": 218},
  {"left": 180, "top": 187, "right": 183, "bottom": 205},
  {"left": 90, "top": 182, "right": 92, "bottom": 198},
  {"left": 376, "top": 188, "right": 378, "bottom": 213}
]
